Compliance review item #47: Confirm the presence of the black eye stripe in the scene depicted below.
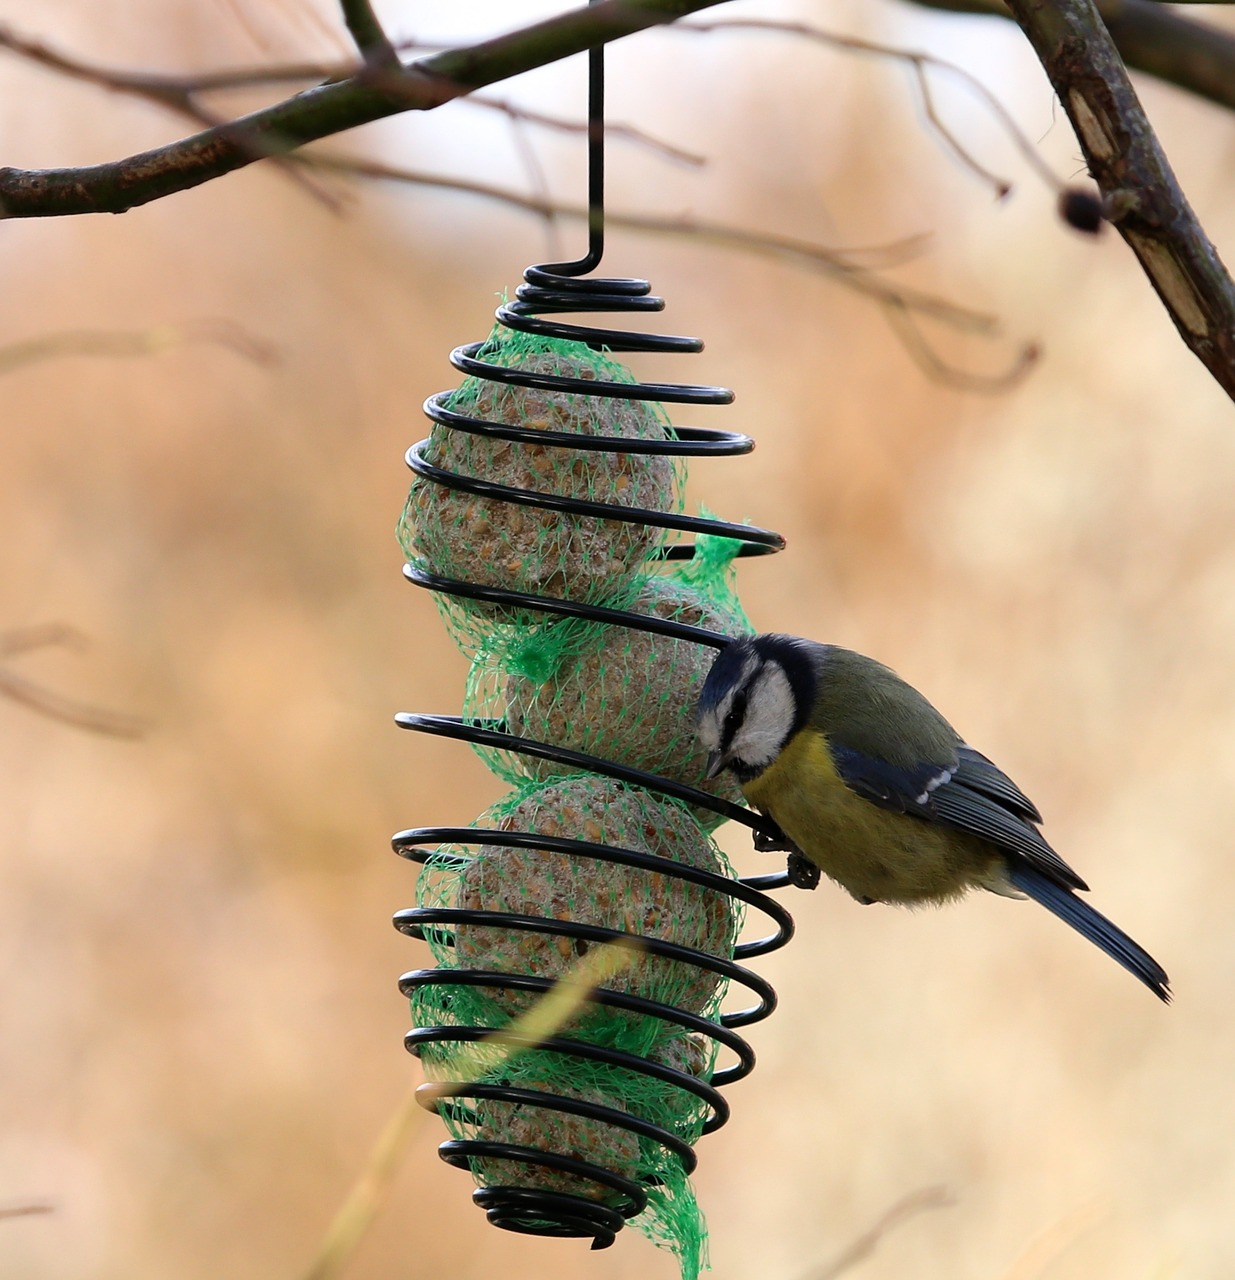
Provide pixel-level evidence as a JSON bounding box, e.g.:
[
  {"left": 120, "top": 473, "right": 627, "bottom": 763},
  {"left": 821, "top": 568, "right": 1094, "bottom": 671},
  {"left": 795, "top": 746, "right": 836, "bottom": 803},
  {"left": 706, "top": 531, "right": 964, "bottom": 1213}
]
[{"left": 721, "top": 688, "right": 748, "bottom": 747}]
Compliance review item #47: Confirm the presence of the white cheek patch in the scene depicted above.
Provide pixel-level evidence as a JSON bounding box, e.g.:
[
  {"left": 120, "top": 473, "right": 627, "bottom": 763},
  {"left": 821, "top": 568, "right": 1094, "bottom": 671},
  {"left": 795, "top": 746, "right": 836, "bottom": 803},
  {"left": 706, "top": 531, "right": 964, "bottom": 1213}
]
[
  {"left": 731, "top": 662, "right": 795, "bottom": 772},
  {"left": 697, "top": 712, "right": 721, "bottom": 754},
  {"left": 697, "top": 651, "right": 760, "bottom": 755}
]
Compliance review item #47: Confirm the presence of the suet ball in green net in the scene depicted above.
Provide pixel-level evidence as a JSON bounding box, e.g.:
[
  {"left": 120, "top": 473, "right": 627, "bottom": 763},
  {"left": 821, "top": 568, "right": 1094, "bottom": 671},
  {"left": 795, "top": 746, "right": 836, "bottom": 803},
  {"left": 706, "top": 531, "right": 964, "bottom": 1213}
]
[
  {"left": 446, "top": 777, "right": 739, "bottom": 1036},
  {"left": 499, "top": 573, "right": 750, "bottom": 827},
  {"left": 470, "top": 1073, "right": 642, "bottom": 1205},
  {"left": 399, "top": 330, "right": 680, "bottom": 648}
]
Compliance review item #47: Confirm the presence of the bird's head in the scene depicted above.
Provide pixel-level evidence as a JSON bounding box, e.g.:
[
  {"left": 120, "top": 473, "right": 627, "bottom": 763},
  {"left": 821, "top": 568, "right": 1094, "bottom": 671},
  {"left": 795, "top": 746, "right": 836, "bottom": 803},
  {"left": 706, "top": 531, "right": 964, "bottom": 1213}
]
[{"left": 696, "top": 633, "right": 817, "bottom": 783}]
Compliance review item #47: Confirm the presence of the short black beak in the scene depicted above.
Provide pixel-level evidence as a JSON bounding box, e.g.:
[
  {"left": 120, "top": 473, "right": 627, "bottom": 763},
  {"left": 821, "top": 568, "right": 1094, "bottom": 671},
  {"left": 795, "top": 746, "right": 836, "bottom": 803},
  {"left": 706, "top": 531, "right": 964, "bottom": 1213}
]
[{"left": 705, "top": 749, "right": 725, "bottom": 781}]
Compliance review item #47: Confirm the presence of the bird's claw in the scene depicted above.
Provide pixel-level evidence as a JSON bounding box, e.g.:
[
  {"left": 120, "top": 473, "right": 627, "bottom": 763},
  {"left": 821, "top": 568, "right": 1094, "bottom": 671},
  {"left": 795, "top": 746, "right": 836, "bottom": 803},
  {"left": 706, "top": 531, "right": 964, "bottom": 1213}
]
[
  {"left": 750, "top": 822, "right": 819, "bottom": 890},
  {"left": 786, "top": 851, "right": 821, "bottom": 891},
  {"left": 752, "top": 821, "right": 793, "bottom": 853}
]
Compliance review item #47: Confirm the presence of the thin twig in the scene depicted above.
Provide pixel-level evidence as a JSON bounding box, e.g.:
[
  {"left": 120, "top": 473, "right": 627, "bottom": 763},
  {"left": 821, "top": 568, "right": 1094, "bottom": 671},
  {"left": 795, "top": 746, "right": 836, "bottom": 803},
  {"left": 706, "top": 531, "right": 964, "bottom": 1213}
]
[
  {"left": 0, "top": 666, "right": 146, "bottom": 739},
  {"left": 0, "top": 320, "right": 279, "bottom": 375},
  {"left": 899, "top": 0, "right": 1235, "bottom": 114},
  {"left": 0, "top": 1203, "right": 54, "bottom": 1220},
  {"left": 0, "top": 624, "right": 84, "bottom": 659},
  {"left": 621, "top": 213, "right": 1000, "bottom": 333},
  {"left": 469, "top": 93, "right": 706, "bottom": 167},
  {"left": 338, "top": 0, "right": 397, "bottom": 67},
  {"left": 908, "top": 58, "right": 1009, "bottom": 198},
  {"left": 882, "top": 299, "right": 1040, "bottom": 392},
  {"left": 1004, "top": 0, "right": 1235, "bottom": 401},
  {"left": 307, "top": 152, "right": 1001, "bottom": 333},
  {"left": 0, "top": 24, "right": 342, "bottom": 210},
  {"left": 0, "top": 25, "right": 704, "bottom": 170},
  {"left": 0, "top": 0, "right": 732, "bottom": 220},
  {"left": 0, "top": 624, "right": 145, "bottom": 738},
  {"left": 808, "top": 1185, "right": 954, "bottom": 1280},
  {"left": 0, "top": 14, "right": 1026, "bottom": 384},
  {"left": 0, "top": 52, "right": 345, "bottom": 94},
  {"left": 303, "top": 151, "right": 1038, "bottom": 387},
  {"left": 0, "top": 22, "right": 203, "bottom": 105},
  {"left": 676, "top": 17, "right": 1064, "bottom": 197}
]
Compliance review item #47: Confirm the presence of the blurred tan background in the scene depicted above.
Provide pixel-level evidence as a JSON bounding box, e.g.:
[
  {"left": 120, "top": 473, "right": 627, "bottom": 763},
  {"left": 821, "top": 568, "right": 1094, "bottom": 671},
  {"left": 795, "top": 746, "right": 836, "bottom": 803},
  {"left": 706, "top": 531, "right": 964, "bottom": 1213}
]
[{"left": 2, "top": 2, "right": 1234, "bottom": 1277}]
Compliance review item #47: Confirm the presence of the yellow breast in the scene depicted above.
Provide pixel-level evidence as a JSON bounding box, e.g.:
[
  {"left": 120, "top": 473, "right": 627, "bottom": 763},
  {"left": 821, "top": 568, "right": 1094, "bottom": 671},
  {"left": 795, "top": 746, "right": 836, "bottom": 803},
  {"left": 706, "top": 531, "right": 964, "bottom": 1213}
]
[{"left": 742, "top": 728, "right": 999, "bottom": 904}]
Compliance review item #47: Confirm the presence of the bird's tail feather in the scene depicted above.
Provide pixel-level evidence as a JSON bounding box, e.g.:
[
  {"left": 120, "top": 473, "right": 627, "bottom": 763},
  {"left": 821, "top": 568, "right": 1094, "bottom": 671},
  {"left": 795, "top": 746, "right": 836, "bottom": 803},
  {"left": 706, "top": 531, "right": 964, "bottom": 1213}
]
[{"left": 1007, "top": 864, "right": 1171, "bottom": 1002}]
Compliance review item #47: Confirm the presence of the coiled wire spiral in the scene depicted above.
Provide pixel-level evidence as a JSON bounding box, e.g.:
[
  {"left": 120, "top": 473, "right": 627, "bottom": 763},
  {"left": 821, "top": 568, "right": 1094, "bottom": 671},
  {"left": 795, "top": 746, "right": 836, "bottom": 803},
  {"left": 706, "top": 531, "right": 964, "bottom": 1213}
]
[{"left": 392, "top": 26, "right": 795, "bottom": 1255}]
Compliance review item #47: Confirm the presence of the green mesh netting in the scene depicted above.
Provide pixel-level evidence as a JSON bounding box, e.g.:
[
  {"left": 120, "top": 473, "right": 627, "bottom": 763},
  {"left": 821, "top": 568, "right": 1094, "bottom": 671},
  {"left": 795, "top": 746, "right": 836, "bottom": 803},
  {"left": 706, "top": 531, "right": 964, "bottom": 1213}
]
[
  {"left": 415, "top": 777, "right": 740, "bottom": 1280},
  {"left": 399, "top": 325, "right": 685, "bottom": 654},
  {"left": 400, "top": 325, "right": 751, "bottom": 1279}
]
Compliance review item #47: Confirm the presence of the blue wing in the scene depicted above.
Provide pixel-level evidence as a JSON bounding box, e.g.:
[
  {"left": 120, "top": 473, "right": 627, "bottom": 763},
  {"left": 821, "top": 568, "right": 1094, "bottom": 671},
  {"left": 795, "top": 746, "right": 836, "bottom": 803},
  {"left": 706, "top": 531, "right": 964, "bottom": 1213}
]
[
  {"left": 951, "top": 745, "right": 1041, "bottom": 823},
  {"left": 829, "top": 740, "right": 1086, "bottom": 892},
  {"left": 827, "top": 744, "right": 951, "bottom": 811}
]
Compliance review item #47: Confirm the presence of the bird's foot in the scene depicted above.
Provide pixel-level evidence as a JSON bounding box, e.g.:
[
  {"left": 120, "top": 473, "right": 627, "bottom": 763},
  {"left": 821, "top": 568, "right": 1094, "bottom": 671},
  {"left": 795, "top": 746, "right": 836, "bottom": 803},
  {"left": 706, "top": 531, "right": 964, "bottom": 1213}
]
[
  {"left": 750, "top": 822, "right": 819, "bottom": 891},
  {"left": 752, "top": 820, "right": 794, "bottom": 853},
  {"left": 786, "top": 851, "right": 821, "bottom": 891}
]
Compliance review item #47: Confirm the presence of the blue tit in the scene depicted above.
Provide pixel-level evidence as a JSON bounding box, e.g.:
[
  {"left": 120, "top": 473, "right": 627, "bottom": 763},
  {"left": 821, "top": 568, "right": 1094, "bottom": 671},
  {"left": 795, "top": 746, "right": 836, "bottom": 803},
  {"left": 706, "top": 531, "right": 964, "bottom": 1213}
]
[{"left": 696, "top": 634, "right": 1170, "bottom": 1001}]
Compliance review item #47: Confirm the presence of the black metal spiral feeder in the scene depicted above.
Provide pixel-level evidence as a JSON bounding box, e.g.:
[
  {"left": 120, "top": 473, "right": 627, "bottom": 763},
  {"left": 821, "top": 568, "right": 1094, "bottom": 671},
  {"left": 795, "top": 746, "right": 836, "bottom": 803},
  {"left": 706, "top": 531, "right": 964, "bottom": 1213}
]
[{"left": 392, "top": 18, "right": 796, "bottom": 1259}]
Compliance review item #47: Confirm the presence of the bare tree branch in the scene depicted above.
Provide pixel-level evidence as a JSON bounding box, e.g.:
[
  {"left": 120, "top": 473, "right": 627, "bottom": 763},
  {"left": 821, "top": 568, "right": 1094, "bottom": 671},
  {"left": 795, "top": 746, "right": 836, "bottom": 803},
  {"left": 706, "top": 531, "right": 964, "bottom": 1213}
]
[
  {"left": 0, "top": 668, "right": 146, "bottom": 738},
  {"left": 0, "top": 320, "right": 279, "bottom": 375},
  {"left": 338, "top": 0, "right": 397, "bottom": 67},
  {"left": 0, "top": 8, "right": 1031, "bottom": 384},
  {"left": 2, "top": 3, "right": 1228, "bottom": 395},
  {"left": 308, "top": 152, "right": 996, "bottom": 327},
  {"left": 309, "top": 151, "right": 1039, "bottom": 388},
  {"left": 679, "top": 18, "right": 1065, "bottom": 197},
  {"left": 0, "top": 0, "right": 729, "bottom": 220},
  {"left": 1003, "top": 0, "right": 1235, "bottom": 401},
  {"left": 0, "top": 1203, "right": 54, "bottom": 1220},
  {"left": 806, "top": 1185, "right": 954, "bottom": 1280},
  {"left": 1097, "top": 0, "right": 1235, "bottom": 113},
  {"left": 0, "top": 623, "right": 85, "bottom": 659},
  {"left": 0, "top": 627, "right": 145, "bottom": 739},
  {"left": 899, "top": 0, "right": 1235, "bottom": 114},
  {"left": 0, "top": 24, "right": 344, "bottom": 209},
  {"left": 881, "top": 300, "right": 1040, "bottom": 391},
  {"left": 469, "top": 94, "right": 705, "bottom": 167},
  {"left": 0, "top": 26, "right": 701, "bottom": 174}
]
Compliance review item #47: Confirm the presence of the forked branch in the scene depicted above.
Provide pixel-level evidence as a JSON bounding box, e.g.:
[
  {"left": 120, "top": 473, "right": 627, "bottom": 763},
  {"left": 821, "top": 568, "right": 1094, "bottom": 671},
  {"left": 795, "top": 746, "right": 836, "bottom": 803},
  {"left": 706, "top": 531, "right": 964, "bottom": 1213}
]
[{"left": 1005, "top": 0, "right": 1235, "bottom": 398}]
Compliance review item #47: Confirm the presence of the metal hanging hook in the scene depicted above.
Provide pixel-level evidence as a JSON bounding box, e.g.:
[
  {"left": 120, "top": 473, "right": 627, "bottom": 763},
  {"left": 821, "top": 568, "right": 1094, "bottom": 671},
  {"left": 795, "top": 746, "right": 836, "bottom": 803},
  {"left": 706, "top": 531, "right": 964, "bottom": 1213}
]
[{"left": 545, "top": 3, "right": 605, "bottom": 279}]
